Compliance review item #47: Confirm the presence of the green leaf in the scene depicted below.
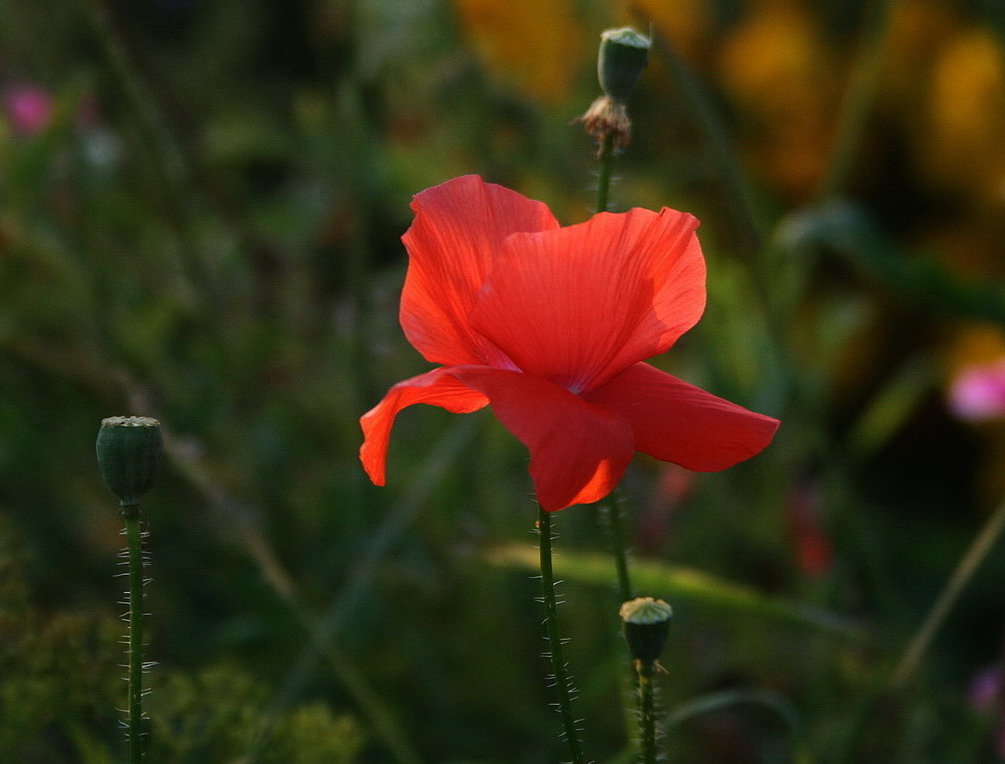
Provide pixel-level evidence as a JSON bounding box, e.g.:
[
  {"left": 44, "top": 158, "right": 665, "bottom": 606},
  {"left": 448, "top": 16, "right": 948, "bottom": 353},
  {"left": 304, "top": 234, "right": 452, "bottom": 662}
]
[
  {"left": 483, "top": 543, "right": 864, "bottom": 640},
  {"left": 782, "top": 198, "right": 1005, "bottom": 326},
  {"left": 846, "top": 352, "right": 936, "bottom": 461}
]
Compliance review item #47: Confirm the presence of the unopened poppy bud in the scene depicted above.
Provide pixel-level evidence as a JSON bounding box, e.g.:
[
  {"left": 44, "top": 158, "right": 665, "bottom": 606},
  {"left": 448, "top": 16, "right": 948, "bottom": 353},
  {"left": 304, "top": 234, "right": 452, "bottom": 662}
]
[
  {"left": 96, "top": 416, "right": 163, "bottom": 510},
  {"left": 598, "top": 27, "right": 651, "bottom": 103},
  {"left": 620, "top": 596, "right": 672, "bottom": 663}
]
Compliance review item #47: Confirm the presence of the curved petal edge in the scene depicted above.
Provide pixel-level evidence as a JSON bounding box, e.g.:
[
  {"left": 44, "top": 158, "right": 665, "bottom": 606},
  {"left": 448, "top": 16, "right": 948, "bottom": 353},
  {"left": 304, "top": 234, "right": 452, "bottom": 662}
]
[
  {"left": 469, "top": 205, "right": 705, "bottom": 391},
  {"left": 359, "top": 367, "right": 490, "bottom": 485},
  {"left": 585, "top": 363, "right": 779, "bottom": 472},
  {"left": 449, "top": 367, "right": 636, "bottom": 511}
]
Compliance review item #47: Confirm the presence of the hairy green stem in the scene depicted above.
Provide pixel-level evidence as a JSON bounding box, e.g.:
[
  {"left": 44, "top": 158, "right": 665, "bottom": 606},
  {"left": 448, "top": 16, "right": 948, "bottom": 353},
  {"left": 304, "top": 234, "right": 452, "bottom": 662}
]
[
  {"left": 596, "top": 132, "right": 616, "bottom": 212},
  {"left": 604, "top": 500, "right": 633, "bottom": 604},
  {"left": 595, "top": 129, "right": 643, "bottom": 759},
  {"left": 593, "top": 99, "right": 634, "bottom": 600},
  {"left": 638, "top": 661, "right": 656, "bottom": 764},
  {"left": 595, "top": 134, "right": 631, "bottom": 607},
  {"left": 596, "top": 126, "right": 632, "bottom": 598},
  {"left": 123, "top": 506, "right": 145, "bottom": 763},
  {"left": 538, "top": 506, "right": 586, "bottom": 763}
]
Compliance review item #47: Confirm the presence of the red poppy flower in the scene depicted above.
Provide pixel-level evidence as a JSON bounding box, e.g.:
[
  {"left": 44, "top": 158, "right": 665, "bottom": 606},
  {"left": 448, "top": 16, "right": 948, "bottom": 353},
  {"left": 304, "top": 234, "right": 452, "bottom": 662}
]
[{"left": 360, "top": 175, "right": 779, "bottom": 511}]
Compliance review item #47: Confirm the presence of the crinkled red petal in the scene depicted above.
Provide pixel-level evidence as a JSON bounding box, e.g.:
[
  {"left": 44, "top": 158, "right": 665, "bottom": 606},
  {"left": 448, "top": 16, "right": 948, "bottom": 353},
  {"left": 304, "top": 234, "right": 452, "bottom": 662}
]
[
  {"left": 399, "top": 175, "right": 559, "bottom": 367},
  {"left": 449, "top": 367, "right": 635, "bottom": 511},
  {"left": 469, "top": 206, "right": 705, "bottom": 391}
]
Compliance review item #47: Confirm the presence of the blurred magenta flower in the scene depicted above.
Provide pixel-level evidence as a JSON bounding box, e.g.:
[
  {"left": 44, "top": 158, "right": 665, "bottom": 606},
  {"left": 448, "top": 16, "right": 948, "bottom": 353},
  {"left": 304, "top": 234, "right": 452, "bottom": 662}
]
[
  {"left": 3, "top": 84, "right": 54, "bottom": 135},
  {"left": 360, "top": 175, "right": 779, "bottom": 511},
  {"left": 948, "top": 360, "right": 1005, "bottom": 421},
  {"left": 968, "top": 664, "right": 1005, "bottom": 757},
  {"left": 969, "top": 664, "right": 1001, "bottom": 712}
]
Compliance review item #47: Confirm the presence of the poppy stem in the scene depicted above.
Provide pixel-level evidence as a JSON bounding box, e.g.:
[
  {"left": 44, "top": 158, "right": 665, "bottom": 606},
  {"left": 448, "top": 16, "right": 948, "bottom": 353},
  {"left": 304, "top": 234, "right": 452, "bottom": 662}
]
[
  {"left": 537, "top": 506, "right": 587, "bottom": 763},
  {"left": 602, "top": 501, "right": 640, "bottom": 749},
  {"left": 596, "top": 132, "right": 616, "bottom": 212},
  {"left": 621, "top": 598, "right": 672, "bottom": 762},
  {"left": 889, "top": 494, "right": 1005, "bottom": 690},
  {"left": 122, "top": 505, "right": 146, "bottom": 763},
  {"left": 604, "top": 498, "right": 633, "bottom": 603},
  {"left": 636, "top": 659, "right": 657, "bottom": 764}
]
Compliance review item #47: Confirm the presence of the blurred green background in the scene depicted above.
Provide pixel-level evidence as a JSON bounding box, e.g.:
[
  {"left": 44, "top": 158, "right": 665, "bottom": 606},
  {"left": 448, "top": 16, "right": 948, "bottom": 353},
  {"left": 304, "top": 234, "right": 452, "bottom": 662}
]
[{"left": 3, "top": 0, "right": 1005, "bottom": 760}]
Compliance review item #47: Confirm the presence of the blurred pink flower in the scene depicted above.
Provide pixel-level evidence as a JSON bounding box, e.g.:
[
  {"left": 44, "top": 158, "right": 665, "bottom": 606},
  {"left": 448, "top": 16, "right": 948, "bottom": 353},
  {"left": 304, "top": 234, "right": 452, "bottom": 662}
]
[
  {"left": 948, "top": 360, "right": 1005, "bottom": 421},
  {"left": 968, "top": 664, "right": 1005, "bottom": 757},
  {"left": 3, "top": 84, "right": 54, "bottom": 135},
  {"left": 969, "top": 664, "right": 1001, "bottom": 712}
]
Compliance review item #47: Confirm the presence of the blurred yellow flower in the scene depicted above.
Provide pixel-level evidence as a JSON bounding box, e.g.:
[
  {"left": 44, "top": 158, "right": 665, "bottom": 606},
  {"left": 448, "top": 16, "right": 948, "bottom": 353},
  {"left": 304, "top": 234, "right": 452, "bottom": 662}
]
[
  {"left": 922, "top": 27, "right": 1005, "bottom": 203},
  {"left": 624, "top": 0, "right": 712, "bottom": 63},
  {"left": 881, "top": 0, "right": 957, "bottom": 109},
  {"left": 717, "top": 0, "right": 837, "bottom": 198},
  {"left": 718, "top": 2, "right": 833, "bottom": 128},
  {"left": 453, "top": 0, "right": 586, "bottom": 105}
]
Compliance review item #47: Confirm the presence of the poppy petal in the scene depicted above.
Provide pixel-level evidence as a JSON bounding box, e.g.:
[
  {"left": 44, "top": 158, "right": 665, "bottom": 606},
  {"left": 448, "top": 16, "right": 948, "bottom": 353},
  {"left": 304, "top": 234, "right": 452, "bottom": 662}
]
[
  {"left": 469, "top": 206, "right": 705, "bottom": 392},
  {"left": 360, "top": 367, "right": 490, "bottom": 486},
  {"left": 584, "top": 363, "right": 779, "bottom": 471},
  {"left": 400, "top": 175, "right": 560, "bottom": 367},
  {"left": 449, "top": 367, "right": 635, "bottom": 511}
]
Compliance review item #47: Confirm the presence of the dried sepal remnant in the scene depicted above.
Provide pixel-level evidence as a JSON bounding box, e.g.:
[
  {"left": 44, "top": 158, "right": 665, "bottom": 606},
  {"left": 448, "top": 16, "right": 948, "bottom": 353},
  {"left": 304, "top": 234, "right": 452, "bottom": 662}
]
[
  {"left": 576, "top": 27, "right": 651, "bottom": 151},
  {"left": 578, "top": 95, "right": 633, "bottom": 150}
]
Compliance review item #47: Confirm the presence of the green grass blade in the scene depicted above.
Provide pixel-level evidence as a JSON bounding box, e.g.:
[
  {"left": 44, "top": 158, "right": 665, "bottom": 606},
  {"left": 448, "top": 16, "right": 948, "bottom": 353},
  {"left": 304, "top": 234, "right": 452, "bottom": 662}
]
[{"left": 483, "top": 544, "right": 864, "bottom": 640}]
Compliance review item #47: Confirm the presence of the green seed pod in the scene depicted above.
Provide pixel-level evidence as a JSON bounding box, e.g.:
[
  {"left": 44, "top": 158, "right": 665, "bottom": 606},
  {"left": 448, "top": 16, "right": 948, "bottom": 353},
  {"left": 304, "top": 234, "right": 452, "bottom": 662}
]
[
  {"left": 96, "top": 416, "right": 163, "bottom": 509},
  {"left": 620, "top": 596, "right": 672, "bottom": 663},
  {"left": 598, "top": 27, "right": 651, "bottom": 103}
]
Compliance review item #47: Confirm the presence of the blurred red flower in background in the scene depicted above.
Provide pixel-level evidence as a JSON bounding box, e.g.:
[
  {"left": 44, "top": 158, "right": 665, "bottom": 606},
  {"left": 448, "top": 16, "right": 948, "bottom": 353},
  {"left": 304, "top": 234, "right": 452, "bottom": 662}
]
[
  {"left": 786, "top": 473, "right": 833, "bottom": 578},
  {"left": 360, "top": 175, "right": 779, "bottom": 511}
]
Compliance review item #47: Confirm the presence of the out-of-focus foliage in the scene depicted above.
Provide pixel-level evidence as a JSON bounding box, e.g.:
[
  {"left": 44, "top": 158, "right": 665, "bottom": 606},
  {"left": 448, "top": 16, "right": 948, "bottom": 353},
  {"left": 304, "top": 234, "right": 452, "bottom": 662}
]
[
  {"left": 149, "top": 667, "right": 365, "bottom": 762},
  {"left": 0, "top": 517, "right": 121, "bottom": 759},
  {"left": 1, "top": 0, "right": 1005, "bottom": 760},
  {"left": 0, "top": 519, "right": 365, "bottom": 762}
]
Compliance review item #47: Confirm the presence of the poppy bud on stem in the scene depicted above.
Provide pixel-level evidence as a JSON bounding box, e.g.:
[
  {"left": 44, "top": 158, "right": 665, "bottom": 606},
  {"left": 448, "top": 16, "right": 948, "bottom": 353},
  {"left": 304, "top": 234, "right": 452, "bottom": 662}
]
[
  {"left": 621, "top": 597, "right": 673, "bottom": 763},
  {"left": 581, "top": 25, "right": 655, "bottom": 756},
  {"left": 598, "top": 27, "right": 650, "bottom": 103},
  {"left": 578, "top": 26, "right": 651, "bottom": 188},
  {"left": 97, "top": 416, "right": 163, "bottom": 510},
  {"left": 96, "top": 416, "right": 163, "bottom": 764}
]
